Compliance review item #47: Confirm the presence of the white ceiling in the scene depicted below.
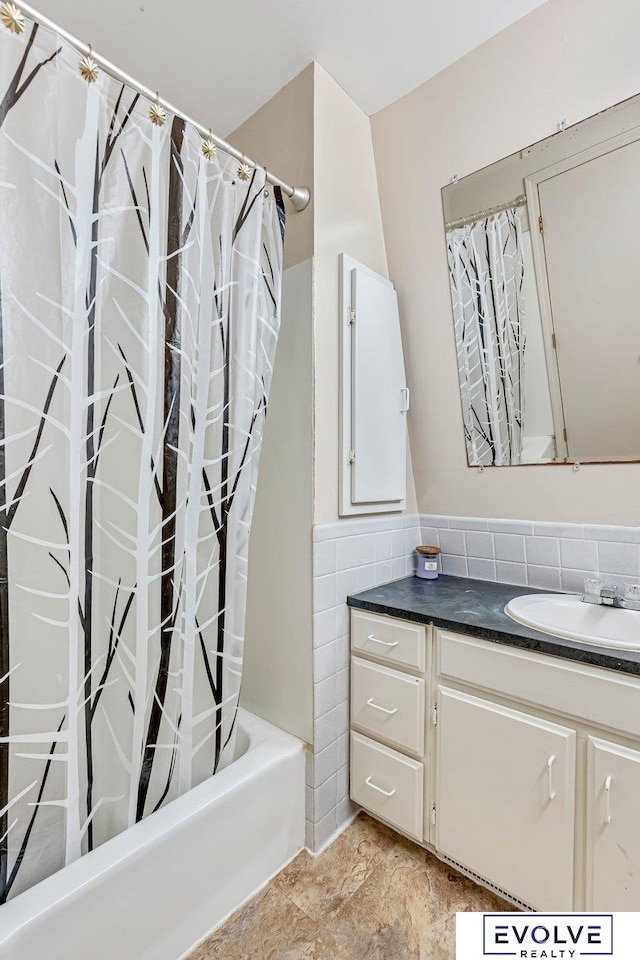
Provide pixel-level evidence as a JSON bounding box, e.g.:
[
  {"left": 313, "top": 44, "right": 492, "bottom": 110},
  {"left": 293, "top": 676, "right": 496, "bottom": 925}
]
[{"left": 34, "top": 0, "right": 548, "bottom": 134}]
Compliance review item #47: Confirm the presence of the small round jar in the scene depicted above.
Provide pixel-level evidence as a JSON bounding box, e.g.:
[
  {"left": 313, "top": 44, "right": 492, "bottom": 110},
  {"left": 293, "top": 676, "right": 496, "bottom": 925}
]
[{"left": 415, "top": 545, "right": 441, "bottom": 580}]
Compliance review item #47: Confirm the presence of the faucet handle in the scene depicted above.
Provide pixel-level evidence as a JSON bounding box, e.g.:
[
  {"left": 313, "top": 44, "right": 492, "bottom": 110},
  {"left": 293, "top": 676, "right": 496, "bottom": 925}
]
[{"left": 583, "top": 577, "right": 604, "bottom": 596}]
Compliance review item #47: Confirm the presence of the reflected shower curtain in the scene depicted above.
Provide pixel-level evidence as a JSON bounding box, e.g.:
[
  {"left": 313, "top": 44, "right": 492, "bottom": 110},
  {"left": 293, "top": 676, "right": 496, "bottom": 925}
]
[
  {"left": 0, "top": 20, "right": 284, "bottom": 899},
  {"left": 447, "top": 208, "right": 525, "bottom": 466}
]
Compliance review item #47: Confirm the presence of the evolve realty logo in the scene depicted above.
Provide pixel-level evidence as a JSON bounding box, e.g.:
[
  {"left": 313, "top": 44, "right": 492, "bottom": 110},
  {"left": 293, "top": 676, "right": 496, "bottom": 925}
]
[{"left": 483, "top": 915, "right": 613, "bottom": 959}]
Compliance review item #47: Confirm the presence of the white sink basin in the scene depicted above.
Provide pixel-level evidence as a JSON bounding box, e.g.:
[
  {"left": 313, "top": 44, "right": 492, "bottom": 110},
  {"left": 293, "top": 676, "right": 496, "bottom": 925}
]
[{"left": 505, "top": 593, "right": 640, "bottom": 650}]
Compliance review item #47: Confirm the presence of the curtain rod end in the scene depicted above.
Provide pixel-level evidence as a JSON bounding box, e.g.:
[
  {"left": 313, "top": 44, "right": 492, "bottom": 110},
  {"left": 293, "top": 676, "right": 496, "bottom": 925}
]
[{"left": 288, "top": 186, "right": 310, "bottom": 212}]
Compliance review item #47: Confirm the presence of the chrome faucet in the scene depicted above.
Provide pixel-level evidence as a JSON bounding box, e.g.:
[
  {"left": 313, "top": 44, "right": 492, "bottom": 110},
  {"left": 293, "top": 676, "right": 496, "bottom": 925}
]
[{"left": 582, "top": 581, "right": 640, "bottom": 611}]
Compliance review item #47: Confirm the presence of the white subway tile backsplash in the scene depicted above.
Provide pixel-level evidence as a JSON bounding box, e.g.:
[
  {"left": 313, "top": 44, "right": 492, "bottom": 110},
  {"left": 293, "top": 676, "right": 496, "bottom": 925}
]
[
  {"left": 373, "top": 531, "right": 393, "bottom": 562},
  {"left": 525, "top": 536, "right": 560, "bottom": 568},
  {"left": 335, "top": 567, "right": 359, "bottom": 604},
  {"left": 391, "top": 529, "right": 406, "bottom": 558},
  {"left": 494, "top": 534, "right": 526, "bottom": 563},
  {"left": 495, "top": 561, "right": 527, "bottom": 586},
  {"left": 337, "top": 732, "right": 348, "bottom": 770},
  {"left": 560, "top": 539, "right": 598, "bottom": 571},
  {"left": 452, "top": 517, "right": 489, "bottom": 531},
  {"left": 356, "top": 563, "right": 378, "bottom": 592},
  {"left": 313, "top": 573, "right": 337, "bottom": 613},
  {"left": 313, "top": 539, "right": 336, "bottom": 577},
  {"left": 314, "top": 707, "right": 338, "bottom": 753},
  {"left": 465, "top": 531, "right": 495, "bottom": 559},
  {"left": 598, "top": 541, "right": 640, "bottom": 577},
  {"left": 585, "top": 525, "right": 640, "bottom": 544},
  {"left": 527, "top": 564, "right": 562, "bottom": 590},
  {"left": 442, "top": 554, "right": 468, "bottom": 577},
  {"left": 314, "top": 640, "right": 337, "bottom": 684},
  {"left": 336, "top": 535, "right": 374, "bottom": 572},
  {"left": 420, "top": 527, "right": 440, "bottom": 548},
  {"left": 336, "top": 635, "right": 350, "bottom": 671},
  {"left": 314, "top": 675, "right": 337, "bottom": 719},
  {"left": 337, "top": 764, "right": 350, "bottom": 804},
  {"left": 561, "top": 568, "right": 591, "bottom": 593},
  {"left": 533, "top": 522, "right": 584, "bottom": 539},
  {"left": 375, "top": 559, "right": 394, "bottom": 583},
  {"left": 421, "top": 515, "right": 450, "bottom": 529},
  {"left": 488, "top": 519, "right": 534, "bottom": 536},
  {"left": 315, "top": 774, "right": 338, "bottom": 822},
  {"left": 314, "top": 809, "right": 338, "bottom": 851},
  {"left": 313, "top": 608, "right": 337, "bottom": 649},
  {"left": 439, "top": 529, "right": 466, "bottom": 556},
  {"left": 467, "top": 558, "right": 497, "bottom": 581},
  {"left": 337, "top": 666, "right": 350, "bottom": 704}
]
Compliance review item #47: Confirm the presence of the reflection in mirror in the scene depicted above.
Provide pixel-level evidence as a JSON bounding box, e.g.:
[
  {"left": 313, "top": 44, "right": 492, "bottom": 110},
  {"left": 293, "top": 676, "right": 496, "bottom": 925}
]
[{"left": 442, "top": 93, "right": 640, "bottom": 467}]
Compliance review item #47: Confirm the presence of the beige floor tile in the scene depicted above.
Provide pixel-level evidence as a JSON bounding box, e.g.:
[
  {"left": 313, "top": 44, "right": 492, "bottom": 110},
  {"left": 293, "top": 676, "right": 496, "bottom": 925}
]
[
  {"left": 272, "top": 815, "right": 387, "bottom": 920},
  {"left": 325, "top": 844, "right": 509, "bottom": 960},
  {"left": 188, "top": 814, "right": 511, "bottom": 960},
  {"left": 190, "top": 883, "right": 320, "bottom": 960}
]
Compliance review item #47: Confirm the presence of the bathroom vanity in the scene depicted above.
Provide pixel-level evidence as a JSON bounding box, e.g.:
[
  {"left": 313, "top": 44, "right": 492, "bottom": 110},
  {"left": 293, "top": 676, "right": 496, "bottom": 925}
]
[{"left": 348, "top": 575, "right": 640, "bottom": 911}]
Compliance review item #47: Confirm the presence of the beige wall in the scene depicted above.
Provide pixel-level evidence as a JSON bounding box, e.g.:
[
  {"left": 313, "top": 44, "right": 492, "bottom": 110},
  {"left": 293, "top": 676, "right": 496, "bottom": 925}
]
[
  {"left": 231, "top": 65, "right": 314, "bottom": 270},
  {"left": 372, "top": 0, "right": 640, "bottom": 524},
  {"left": 242, "top": 260, "right": 314, "bottom": 742},
  {"left": 313, "top": 64, "right": 417, "bottom": 524}
]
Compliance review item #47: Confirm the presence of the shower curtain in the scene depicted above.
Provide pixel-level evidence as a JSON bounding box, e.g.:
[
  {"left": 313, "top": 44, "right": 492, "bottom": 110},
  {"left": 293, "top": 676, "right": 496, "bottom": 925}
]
[
  {"left": 447, "top": 207, "right": 525, "bottom": 466},
  {"left": 0, "top": 19, "right": 284, "bottom": 900}
]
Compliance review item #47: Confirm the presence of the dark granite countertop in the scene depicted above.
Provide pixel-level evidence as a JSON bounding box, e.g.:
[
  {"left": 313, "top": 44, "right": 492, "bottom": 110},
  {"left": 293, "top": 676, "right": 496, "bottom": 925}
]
[{"left": 347, "top": 574, "right": 640, "bottom": 677}]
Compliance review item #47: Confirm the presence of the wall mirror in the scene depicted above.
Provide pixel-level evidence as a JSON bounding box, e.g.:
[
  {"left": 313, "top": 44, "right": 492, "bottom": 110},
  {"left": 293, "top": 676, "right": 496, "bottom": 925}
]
[{"left": 442, "top": 94, "right": 640, "bottom": 467}]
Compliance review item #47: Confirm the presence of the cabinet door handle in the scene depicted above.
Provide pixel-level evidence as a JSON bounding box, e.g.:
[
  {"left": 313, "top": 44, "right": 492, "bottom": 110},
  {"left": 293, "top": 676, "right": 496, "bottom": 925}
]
[
  {"left": 547, "top": 755, "right": 557, "bottom": 800},
  {"left": 365, "top": 776, "right": 396, "bottom": 798},
  {"left": 604, "top": 775, "right": 612, "bottom": 824},
  {"left": 366, "top": 698, "right": 398, "bottom": 716},
  {"left": 366, "top": 634, "right": 399, "bottom": 648}
]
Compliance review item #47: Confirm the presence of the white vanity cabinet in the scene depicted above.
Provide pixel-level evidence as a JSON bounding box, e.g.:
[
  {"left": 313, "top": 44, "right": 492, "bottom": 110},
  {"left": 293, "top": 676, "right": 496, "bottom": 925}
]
[
  {"left": 436, "top": 687, "right": 576, "bottom": 910},
  {"left": 349, "top": 606, "right": 640, "bottom": 910},
  {"left": 586, "top": 737, "right": 640, "bottom": 910}
]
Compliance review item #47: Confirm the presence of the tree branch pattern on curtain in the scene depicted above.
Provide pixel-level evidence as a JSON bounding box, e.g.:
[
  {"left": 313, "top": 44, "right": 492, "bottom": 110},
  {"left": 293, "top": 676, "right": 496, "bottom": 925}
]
[
  {"left": 0, "top": 19, "right": 284, "bottom": 900},
  {"left": 447, "top": 207, "right": 526, "bottom": 466}
]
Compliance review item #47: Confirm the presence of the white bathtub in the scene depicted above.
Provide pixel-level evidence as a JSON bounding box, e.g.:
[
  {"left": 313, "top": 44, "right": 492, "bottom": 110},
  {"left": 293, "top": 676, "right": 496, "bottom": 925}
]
[{"left": 0, "top": 708, "right": 305, "bottom": 960}]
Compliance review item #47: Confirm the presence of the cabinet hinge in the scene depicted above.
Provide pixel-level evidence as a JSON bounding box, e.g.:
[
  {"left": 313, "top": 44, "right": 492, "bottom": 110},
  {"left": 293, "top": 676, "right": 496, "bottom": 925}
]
[
  {"left": 551, "top": 332, "right": 557, "bottom": 350},
  {"left": 348, "top": 448, "right": 355, "bottom": 464},
  {"left": 539, "top": 214, "right": 544, "bottom": 234},
  {"left": 348, "top": 307, "right": 356, "bottom": 325},
  {"left": 431, "top": 803, "right": 436, "bottom": 825},
  {"left": 432, "top": 703, "right": 438, "bottom": 726},
  {"left": 563, "top": 427, "right": 568, "bottom": 443}
]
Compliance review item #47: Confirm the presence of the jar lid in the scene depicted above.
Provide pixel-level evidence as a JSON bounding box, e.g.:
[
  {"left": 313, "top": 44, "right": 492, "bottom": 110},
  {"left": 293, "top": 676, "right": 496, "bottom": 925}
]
[{"left": 416, "top": 544, "right": 441, "bottom": 556}]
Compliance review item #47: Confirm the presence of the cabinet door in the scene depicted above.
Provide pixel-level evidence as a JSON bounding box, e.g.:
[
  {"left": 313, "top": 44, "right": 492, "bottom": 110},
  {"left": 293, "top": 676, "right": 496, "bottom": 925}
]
[
  {"left": 436, "top": 686, "right": 576, "bottom": 910},
  {"left": 586, "top": 737, "right": 640, "bottom": 910}
]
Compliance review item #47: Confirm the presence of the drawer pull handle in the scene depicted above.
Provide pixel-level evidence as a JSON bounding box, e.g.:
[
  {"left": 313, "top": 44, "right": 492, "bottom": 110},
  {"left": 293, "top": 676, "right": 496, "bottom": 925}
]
[
  {"left": 366, "top": 698, "right": 398, "bottom": 716},
  {"left": 547, "top": 755, "right": 556, "bottom": 801},
  {"left": 605, "top": 775, "right": 612, "bottom": 824},
  {"left": 365, "top": 776, "right": 396, "bottom": 798},
  {"left": 366, "top": 634, "right": 399, "bottom": 648}
]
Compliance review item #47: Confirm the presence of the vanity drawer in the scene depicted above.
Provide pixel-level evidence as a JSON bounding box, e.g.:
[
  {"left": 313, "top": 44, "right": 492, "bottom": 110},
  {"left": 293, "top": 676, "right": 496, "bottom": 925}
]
[
  {"left": 350, "top": 732, "right": 424, "bottom": 841},
  {"left": 351, "top": 609, "right": 426, "bottom": 672},
  {"left": 351, "top": 657, "right": 425, "bottom": 754},
  {"left": 438, "top": 630, "right": 640, "bottom": 740}
]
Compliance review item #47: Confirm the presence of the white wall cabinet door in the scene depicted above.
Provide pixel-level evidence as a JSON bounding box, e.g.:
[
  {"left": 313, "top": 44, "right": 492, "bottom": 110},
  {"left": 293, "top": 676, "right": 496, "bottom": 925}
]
[
  {"left": 340, "top": 254, "right": 408, "bottom": 515},
  {"left": 435, "top": 686, "right": 576, "bottom": 910},
  {"left": 586, "top": 737, "right": 640, "bottom": 910}
]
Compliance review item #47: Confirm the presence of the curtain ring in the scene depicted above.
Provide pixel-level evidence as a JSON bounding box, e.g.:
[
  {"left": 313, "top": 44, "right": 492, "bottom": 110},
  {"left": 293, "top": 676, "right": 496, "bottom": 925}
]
[{"left": 264, "top": 169, "right": 270, "bottom": 198}]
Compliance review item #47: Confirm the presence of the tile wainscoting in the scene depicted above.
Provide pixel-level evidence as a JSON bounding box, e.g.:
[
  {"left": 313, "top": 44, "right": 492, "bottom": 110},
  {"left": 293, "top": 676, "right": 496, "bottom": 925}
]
[
  {"left": 421, "top": 516, "right": 640, "bottom": 593},
  {"left": 307, "top": 511, "right": 640, "bottom": 853},
  {"left": 308, "top": 514, "right": 421, "bottom": 852}
]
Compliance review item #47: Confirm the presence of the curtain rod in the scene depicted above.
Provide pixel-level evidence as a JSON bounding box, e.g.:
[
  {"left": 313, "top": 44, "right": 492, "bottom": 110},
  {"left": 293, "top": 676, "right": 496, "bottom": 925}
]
[
  {"left": 15, "top": 0, "right": 311, "bottom": 212},
  {"left": 445, "top": 194, "right": 527, "bottom": 231}
]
